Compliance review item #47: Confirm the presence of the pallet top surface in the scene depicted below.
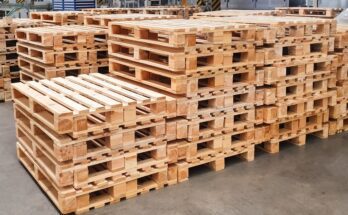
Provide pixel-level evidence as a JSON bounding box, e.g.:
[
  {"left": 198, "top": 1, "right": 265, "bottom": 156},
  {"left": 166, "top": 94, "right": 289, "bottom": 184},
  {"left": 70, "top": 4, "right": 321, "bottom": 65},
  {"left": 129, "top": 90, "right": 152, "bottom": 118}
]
[
  {"left": 111, "top": 19, "right": 254, "bottom": 32},
  {"left": 30, "top": 11, "right": 89, "bottom": 15},
  {"left": 0, "top": 18, "right": 44, "bottom": 28},
  {"left": 86, "top": 13, "right": 178, "bottom": 20},
  {"left": 201, "top": 15, "right": 334, "bottom": 25},
  {"left": 82, "top": 7, "right": 128, "bottom": 11},
  {"left": 16, "top": 25, "right": 108, "bottom": 35},
  {"left": 12, "top": 73, "right": 167, "bottom": 115},
  {"left": 84, "top": 7, "right": 192, "bottom": 11}
]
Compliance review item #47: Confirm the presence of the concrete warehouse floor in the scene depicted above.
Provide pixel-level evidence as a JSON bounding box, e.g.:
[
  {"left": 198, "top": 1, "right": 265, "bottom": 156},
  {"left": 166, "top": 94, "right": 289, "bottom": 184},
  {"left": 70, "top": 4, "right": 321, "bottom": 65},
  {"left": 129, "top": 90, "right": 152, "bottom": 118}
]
[{"left": 1, "top": 102, "right": 348, "bottom": 215}]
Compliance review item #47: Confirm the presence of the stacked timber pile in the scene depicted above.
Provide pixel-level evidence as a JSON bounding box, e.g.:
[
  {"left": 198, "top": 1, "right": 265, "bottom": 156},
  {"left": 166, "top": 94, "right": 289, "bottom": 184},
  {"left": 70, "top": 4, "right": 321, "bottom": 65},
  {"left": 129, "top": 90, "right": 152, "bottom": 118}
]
[
  {"left": 329, "top": 25, "right": 348, "bottom": 134},
  {"left": 81, "top": 8, "right": 130, "bottom": 15},
  {"left": 12, "top": 73, "right": 174, "bottom": 214},
  {"left": 138, "top": 6, "right": 201, "bottom": 18},
  {"left": 82, "top": 7, "right": 200, "bottom": 18},
  {"left": 276, "top": 7, "right": 343, "bottom": 18},
  {"left": 30, "top": 11, "right": 91, "bottom": 25},
  {"left": 195, "top": 15, "right": 338, "bottom": 152},
  {"left": 15, "top": 25, "right": 108, "bottom": 81},
  {"left": 108, "top": 19, "right": 261, "bottom": 182},
  {"left": 192, "top": 9, "right": 283, "bottom": 18},
  {"left": 0, "top": 18, "right": 45, "bottom": 102},
  {"left": 84, "top": 14, "right": 178, "bottom": 28}
]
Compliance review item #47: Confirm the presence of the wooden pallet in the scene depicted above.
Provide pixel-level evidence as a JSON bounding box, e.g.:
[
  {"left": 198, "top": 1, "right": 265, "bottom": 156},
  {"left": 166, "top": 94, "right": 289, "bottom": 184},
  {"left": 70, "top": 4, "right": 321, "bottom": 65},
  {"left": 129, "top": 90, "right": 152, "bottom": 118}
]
[
  {"left": 262, "top": 38, "right": 332, "bottom": 64},
  {"left": 108, "top": 39, "right": 259, "bottom": 73},
  {"left": 192, "top": 10, "right": 282, "bottom": 18},
  {"left": 256, "top": 89, "right": 335, "bottom": 122},
  {"left": 258, "top": 133, "right": 306, "bottom": 154},
  {"left": 198, "top": 16, "right": 336, "bottom": 44},
  {"left": 262, "top": 55, "right": 337, "bottom": 84},
  {"left": 174, "top": 92, "right": 230, "bottom": 119},
  {"left": 16, "top": 42, "right": 108, "bottom": 66},
  {"left": 15, "top": 25, "right": 107, "bottom": 50},
  {"left": 268, "top": 76, "right": 331, "bottom": 102},
  {"left": 109, "top": 19, "right": 257, "bottom": 48},
  {"left": 17, "top": 141, "right": 168, "bottom": 214},
  {"left": 169, "top": 107, "right": 254, "bottom": 141},
  {"left": 276, "top": 7, "right": 343, "bottom": 18},
  {"left": 0, "top": 18, "right": 47, "bottom": 35},
  {"left": 276, "top": 90, "right": 335, "bottom": 120},
  {"left": 109, "top": 57, "right": 227, "bottom": 96},
  {"left": 18, "top": 56, "right": 108, "bottom": 80},
  {"left": 257, "top": 110, "right": 329, "bottom": 153},
  {"left": 30, "top": 11, "right": 89, "bottom": 25},
  {"left": 167, "top": 136, "right": 224, "bottom": 164},
  {"left": 173, "top": 134, "right": 254, "bottom": 182},
  {"left": 84, "top": 14, "right": 177, "bottom": 28},
  {"left": 12, "top": 73, "right": 170, "bottom": 136}
]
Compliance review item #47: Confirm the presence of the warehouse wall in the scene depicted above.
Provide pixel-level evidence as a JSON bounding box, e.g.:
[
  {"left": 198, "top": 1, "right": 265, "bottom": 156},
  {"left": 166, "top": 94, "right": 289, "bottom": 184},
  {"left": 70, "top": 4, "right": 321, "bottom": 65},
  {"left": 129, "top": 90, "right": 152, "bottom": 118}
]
[
  {"left": 221, "top": 0, "right": 289, "bottom": 10},
  {"left": 318, "top": 0, "right": 348, "bottom": 8}
]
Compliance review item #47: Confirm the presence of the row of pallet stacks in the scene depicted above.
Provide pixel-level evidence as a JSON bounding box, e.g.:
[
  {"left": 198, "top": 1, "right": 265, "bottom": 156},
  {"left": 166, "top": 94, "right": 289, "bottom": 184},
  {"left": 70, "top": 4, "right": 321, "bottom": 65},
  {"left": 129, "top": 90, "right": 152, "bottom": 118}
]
[
  {"left": 107, "top": 19, "right": 260, "bottom": 183},
  {"left": 0, "top": 18, "right": 45, "bottom": 102},
  {"left": 12, "top": 72, "right": 175, "bottom": 214},
  {"left": 28, "top": 6, "right": 200, "bottom": 26},
  {"left": 82, "top": 6, "right": 201, "bottom": 18},
  {"left": 329, "top": 24, "right": 348, "bottom": 134},
  {"left": 191, "top": 9, "right": 283, "bottom": 18},
  {"left": 193, "top": 14, "right": 338, "bottom": 153},
  {"left": 15, "top": 25, "right": 109, "bottom": 81},
  {"left": 9, "top": 9, "right": 347, "bottom": 215}
]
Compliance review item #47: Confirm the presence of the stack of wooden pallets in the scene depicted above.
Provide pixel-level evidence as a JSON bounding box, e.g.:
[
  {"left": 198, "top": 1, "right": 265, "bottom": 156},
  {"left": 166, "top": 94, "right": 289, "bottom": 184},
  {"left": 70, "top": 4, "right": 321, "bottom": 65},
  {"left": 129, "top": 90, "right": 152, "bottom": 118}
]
[
  {"left": 197, "top": 15, "right": 338, "bottom": 153},
  {"left": 329, "top": 24, "right": 348, "bottom": 134},
  {"left": 15, "top": 25, "right": 109, "bottom": 81},
  {"left": 192, "top": 9, "right": 283, "bottom": 18},
  {"left": 82, "top": 6, "right": 200, "bottom": 18},
  {"left": 10, "top": 12, "right": 348, "bottom": 214},
  {"left": 0, "top": 18, "right": 45, "bottom": 102},
  {"left": 30, "top": 11, "right": 91, "bottom": 25},
  {"left": 276, "top": 7, "right": 343, "bottom": 18},
  {"left": 84, "top": 14, "right": 178, "bottom": 29},
  {"left": 108, "top": 19, "right": 260, "bottom": 182},
  {"left": 12, "top": 73, "right": 175, "bottom": 214}
]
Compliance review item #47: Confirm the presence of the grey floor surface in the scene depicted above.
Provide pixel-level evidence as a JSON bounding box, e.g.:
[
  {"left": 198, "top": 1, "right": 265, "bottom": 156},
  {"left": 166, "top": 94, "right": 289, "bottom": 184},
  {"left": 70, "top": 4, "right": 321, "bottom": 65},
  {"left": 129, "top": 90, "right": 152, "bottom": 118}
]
[{"left": 0, "top": 102, "right": 348, "bottom": 215}]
